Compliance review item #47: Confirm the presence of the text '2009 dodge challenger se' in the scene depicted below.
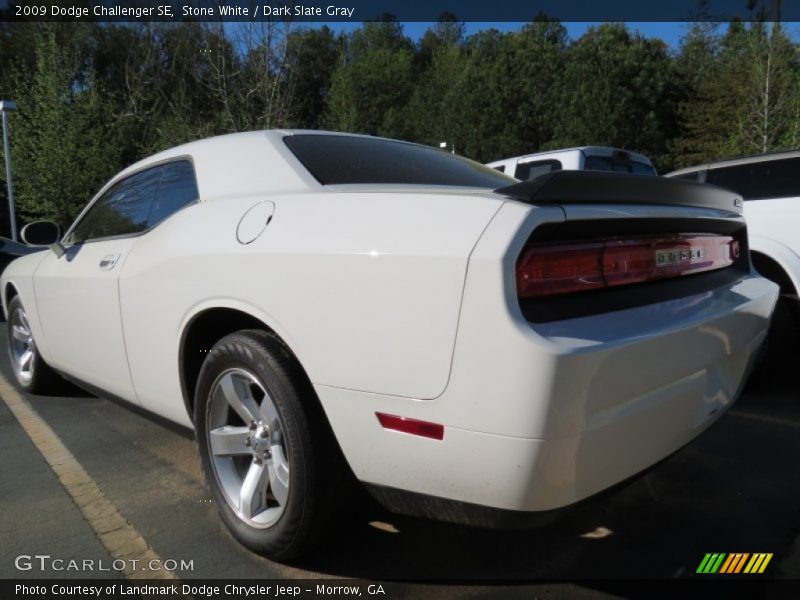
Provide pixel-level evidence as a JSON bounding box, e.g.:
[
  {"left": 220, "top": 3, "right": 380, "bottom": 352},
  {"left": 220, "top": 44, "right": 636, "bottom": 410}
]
[{"left": 1, "top": 131, "right": 778, "bottom": 559}]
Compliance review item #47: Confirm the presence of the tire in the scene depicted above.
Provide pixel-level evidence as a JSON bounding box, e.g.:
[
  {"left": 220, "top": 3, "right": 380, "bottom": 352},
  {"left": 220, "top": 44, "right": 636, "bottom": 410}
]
[
  {"left": 749, "top": 295, "right": 798, "bottom": 386},
  {"left": 763, "top": 296, "right": 798, "bottom": 358},
  {"left": 194, "top": 330, "right": 338, "bottom": 560},
  {"left": 6, "top": 296, "right": 59, "bottom": 393}
]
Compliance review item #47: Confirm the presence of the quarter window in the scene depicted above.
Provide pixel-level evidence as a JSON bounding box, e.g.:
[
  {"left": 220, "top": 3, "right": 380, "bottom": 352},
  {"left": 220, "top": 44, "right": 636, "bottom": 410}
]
[{"left": 147, "top": 161, "right": 199, "bottom": 228}]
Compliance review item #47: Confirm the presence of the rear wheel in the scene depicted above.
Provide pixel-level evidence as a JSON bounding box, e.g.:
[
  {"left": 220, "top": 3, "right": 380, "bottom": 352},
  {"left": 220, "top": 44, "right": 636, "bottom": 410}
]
[
  {"left": 194, "top": 330, "right": 337, "bottom": 560},
  {"left": 6, "top": 296, "right": 59, "bottom": 393}
]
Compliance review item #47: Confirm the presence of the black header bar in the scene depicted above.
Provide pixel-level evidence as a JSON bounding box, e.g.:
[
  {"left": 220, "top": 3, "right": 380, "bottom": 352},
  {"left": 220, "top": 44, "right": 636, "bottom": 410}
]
[{"left": 0, "top": 0, "right": 795, "bottom": 23}]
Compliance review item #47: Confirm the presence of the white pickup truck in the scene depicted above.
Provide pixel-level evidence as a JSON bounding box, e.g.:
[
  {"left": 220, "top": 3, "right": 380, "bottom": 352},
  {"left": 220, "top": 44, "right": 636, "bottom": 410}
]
[
  {"left": 667, "top": 151, "right": 800, "bottom": 358},
  {"left": 486, "top": 146, "right": 657, "bottom": 180}
]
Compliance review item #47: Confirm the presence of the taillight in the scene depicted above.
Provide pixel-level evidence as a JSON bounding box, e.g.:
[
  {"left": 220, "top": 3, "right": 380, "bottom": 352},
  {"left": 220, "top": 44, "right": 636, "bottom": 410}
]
[{"left": 517, "top": 235, "right": 739, "bottom": 298}]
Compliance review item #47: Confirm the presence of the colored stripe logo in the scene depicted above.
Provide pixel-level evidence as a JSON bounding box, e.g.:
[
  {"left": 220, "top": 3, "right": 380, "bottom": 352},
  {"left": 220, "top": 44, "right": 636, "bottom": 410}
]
[{"left": 696, "top": 553, "right": 773, "bottom": 574}]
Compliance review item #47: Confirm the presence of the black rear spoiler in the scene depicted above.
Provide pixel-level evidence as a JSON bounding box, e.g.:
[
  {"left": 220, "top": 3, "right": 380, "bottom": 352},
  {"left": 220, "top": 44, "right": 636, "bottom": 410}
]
[{"left": 494, "top": 171, "right": 743, "bottom": 215}]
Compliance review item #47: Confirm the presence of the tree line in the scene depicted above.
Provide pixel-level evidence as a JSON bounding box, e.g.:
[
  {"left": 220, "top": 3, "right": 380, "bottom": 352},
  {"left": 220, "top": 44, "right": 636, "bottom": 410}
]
[{"left": 0, "top": 17, "right": 798, "bottom": 228}]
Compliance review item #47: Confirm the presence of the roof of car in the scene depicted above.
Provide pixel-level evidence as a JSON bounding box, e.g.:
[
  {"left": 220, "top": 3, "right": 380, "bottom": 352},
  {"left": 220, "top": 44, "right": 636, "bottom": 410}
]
[
  {"left": 114, "top": 130, "right": 431, "bottom": 182},
  {"left": 119, "top": 130, "right": 385, "bottom": 173},
  {"left": 100, "top": 131, "right": 314, "bottom": 201},
  {"left": 667, "top": 149, "right": 800, "bottom": 176},
  {"left": 104, "top": 130, "right": 508, "bottom": 202},
  {"left": 108, "top": 130, "right": 426, "bottom": 200}
]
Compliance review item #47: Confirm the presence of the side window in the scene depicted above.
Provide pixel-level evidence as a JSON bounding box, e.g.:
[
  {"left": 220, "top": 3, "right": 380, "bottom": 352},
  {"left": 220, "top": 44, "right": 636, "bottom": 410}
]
[
  {"left": 492, "top": 165, "right": 506, "bottom": 173},
  {"left": 69, "top": 166, "right": 161, "bottom": 244},
  {"left": 68, "top": 160, "right": 198, "bottom": 245},
  {"left": 706, "top": 158, "right": 800, "bottom": 200},
  {"left": 147, "top": 160, "right": 198, "bottom": 228},
  {"left": 515, "top": 159, "right": 562, "bottom": 181}
]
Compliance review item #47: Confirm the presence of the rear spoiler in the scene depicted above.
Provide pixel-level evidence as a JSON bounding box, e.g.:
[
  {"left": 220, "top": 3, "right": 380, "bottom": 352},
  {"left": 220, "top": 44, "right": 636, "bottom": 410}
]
[{"left": 494, "top": 171, "right": 743, "bottom": 215}]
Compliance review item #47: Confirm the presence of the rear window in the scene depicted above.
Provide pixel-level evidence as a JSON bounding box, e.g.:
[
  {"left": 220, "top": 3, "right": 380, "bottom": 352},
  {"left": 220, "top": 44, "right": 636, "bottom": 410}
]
[
  {"left": 584, "top": 155, "right": 656, "bottom": 175},
  {"left": 515, "top": 159, "right": 562, "bottom": 181},
  {"left": 705, "top": 158, "right": 800, "bottom": 200},
  {"left": 284, "top": 134, "right": 514, "bottom": 188},
  {"left": 670, "top": 171, "right": 703, "bottom": 182}
]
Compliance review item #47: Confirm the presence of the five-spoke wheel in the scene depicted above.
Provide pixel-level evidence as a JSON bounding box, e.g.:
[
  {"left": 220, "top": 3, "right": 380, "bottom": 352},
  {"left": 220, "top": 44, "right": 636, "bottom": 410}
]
[
  {"left": 207, "top": 369, "right": 291, "bottom": 528},
  {"left": 9, "top": 302, "right": 35, "bottom": 383},
  {"left": 6, "top": 296, "right": 58, "bottom": 393}
]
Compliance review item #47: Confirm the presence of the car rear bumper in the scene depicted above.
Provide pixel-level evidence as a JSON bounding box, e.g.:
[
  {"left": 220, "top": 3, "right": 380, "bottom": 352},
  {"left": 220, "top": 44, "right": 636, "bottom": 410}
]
[{"left": 316, "top": 271, "right": 778, "bottom": 518}]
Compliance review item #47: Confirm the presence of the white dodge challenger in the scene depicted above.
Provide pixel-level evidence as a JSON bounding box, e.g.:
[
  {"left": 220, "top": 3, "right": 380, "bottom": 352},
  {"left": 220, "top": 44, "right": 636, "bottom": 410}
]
[{"left": 1, "top": 131, "right": 778, "bottom": 559}]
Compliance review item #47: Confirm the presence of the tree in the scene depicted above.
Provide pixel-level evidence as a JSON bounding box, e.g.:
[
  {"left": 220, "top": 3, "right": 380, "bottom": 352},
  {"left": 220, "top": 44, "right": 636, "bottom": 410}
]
[
  {"left": 414, "top": 13, "right": 465, "bottom": 72},
  {"left": 4, "top": 17, "right": 800, "bottom": 228},
  {"left": 9, "top": 26, "right": 122, "bottom": 226},
  {"left": 422, "top": 19, "right": 567, "bottom": 163},
  {"left": 551, "top": 24, "right": 678, "bottom": 169},
  {"left": 284, "top": 26, "right": 341, "bottom": 128},
  {"left": 740, "top": 22, "right": 797, "bottom": 153},
  {"left": 405, "top": 17, "right": 468, "bottom": 146},
  {"left": 672, "top": 19, "right": 800, "bottom": 168},
  {"left": 669, "top": 19, "right": 729, "bottom": 167},
  {"left": 324, "top": 19, "right": 415, "bottom": 137}
]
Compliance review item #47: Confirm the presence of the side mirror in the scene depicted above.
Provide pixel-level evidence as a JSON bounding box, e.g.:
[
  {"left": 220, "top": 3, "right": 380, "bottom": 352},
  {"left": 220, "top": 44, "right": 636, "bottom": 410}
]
[{"left": 20, "top": 221, "right": 61, "bottom": 247}]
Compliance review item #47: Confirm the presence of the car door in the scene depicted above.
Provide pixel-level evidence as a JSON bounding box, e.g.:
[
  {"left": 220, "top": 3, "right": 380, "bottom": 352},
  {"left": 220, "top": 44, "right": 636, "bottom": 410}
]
[
  {"left": 33, "top": 165, "right": 163, "bottom": 403},
  {"left": 117, "top": 160, "right": 201, "bottom": 421}
]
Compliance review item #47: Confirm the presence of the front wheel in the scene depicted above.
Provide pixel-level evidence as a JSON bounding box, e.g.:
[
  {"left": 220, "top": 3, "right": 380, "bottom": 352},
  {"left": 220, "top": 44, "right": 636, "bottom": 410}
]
[
  {"left": 6, "top": 296, "right": 59, "bottom": 393},
  {"left": 194, "top": 330, "right": 336, "bottom": 560}
]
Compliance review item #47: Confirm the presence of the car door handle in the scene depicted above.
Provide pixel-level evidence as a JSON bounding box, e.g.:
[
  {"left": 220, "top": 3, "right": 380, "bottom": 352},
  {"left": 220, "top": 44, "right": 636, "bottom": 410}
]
[{"left": 99, "top": 254, "right": 121, "bottom": 270}]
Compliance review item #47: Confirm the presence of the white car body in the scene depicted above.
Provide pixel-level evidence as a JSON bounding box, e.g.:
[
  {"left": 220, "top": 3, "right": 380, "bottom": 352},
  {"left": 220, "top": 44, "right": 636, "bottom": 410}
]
[
  {"left": 486, "top": 146, "right": 656, "bottom": 180},
  {"left": 2, "top": 131, "right": 777, "bottom": 531},
  {"left": 667, "top": 152, "right": 800, "bottom": 305}
]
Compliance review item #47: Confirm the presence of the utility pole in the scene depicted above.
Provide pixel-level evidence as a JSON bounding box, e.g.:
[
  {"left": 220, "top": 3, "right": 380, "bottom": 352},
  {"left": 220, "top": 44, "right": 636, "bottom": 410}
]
[{"left": 0, "top": 100, "right": 18, "bottom": 242}]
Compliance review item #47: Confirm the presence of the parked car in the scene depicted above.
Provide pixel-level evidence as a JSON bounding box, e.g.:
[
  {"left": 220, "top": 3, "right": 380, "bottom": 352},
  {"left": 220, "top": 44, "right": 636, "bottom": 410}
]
[
  {"left": 2, "top": 131, "right": 777, "bottom": 559},
  {"left": 667, "top": 151, "right": 800, "bottom": 353},
  {"left": 486, "top": 146, "right": 657, "bottom": 179}
]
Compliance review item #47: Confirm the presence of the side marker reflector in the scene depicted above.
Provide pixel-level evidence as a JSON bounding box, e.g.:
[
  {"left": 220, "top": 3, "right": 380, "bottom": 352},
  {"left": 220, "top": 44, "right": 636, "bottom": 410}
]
[{"left": 376, "top": 413, "right": 444, "bottom": 440}]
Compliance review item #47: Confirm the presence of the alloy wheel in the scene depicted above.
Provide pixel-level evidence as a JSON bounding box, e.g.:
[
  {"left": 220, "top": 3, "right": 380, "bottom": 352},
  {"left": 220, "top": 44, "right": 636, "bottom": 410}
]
[
  {"left": 206, "top": 368, "right": 290, "bottom": 528},
  {"left": 10, "top": 306, "right": 35, "bottom": 383}
]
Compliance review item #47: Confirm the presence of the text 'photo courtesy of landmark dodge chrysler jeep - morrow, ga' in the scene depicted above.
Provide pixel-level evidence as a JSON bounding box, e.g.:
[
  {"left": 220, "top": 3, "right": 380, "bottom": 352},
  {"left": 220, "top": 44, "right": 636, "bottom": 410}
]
[{"left": 2, "top": 131, "right": 778, "bottom": 559}]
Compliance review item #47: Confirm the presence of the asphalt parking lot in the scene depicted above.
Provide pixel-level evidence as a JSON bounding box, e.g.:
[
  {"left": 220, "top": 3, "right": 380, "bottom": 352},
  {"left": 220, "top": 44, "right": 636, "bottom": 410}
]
[{"left": 1, "top": 324, "right": 799, "bottom": 594}]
